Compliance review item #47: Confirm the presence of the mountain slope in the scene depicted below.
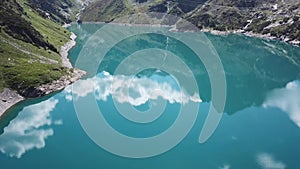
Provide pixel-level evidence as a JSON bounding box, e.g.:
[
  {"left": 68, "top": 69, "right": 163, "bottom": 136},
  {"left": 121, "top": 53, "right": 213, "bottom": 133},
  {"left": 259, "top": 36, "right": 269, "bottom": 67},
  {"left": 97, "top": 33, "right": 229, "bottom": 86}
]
[
  {"left": 0, "top": 0, "right": 81, "bottom": 95},
  {"left": 80, "top": 0, "right": 300, "bottom": 45},
  {"left": 81, "top": 0, "right": 129, "bottom": 22},
  {"left": 27, "top": 0, "right": 73, "bottom": 23},
  {"left": 186, "top": 0, "right": 300, "bottom": 43},
  {"left": 0, "top": 0, "right": 58, "bottom": 51},
  {"left": 80, "top": 0, "right": 205, "bottom": 22}
]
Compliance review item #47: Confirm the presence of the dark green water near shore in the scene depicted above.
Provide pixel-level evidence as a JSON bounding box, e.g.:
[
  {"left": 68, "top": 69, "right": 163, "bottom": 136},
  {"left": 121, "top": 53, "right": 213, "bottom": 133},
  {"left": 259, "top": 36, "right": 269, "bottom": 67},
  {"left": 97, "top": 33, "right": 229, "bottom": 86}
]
[{"left": 0, "top": 23, "right": 300, "bottom": 169}]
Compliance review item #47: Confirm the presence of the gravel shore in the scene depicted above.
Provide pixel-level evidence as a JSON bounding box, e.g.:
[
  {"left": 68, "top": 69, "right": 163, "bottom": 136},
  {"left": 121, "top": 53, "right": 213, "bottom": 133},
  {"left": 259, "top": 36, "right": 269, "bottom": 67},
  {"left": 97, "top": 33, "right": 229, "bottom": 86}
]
[
  {"left": 0, "top": 89, "right": 24, "bottom": 118},
  {"left": 202, "top": 28, "right": 300, "bottom": 46},
  {"left": 60, "top": 32, "right": 77, "bottom": 68}
]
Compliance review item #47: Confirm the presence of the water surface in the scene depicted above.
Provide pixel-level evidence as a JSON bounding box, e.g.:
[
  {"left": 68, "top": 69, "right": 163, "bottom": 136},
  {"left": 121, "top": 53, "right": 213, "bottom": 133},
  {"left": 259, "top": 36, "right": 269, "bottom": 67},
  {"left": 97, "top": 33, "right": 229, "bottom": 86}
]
[{"left": 0, "top": 23, "right": 300, "bottom": 169}]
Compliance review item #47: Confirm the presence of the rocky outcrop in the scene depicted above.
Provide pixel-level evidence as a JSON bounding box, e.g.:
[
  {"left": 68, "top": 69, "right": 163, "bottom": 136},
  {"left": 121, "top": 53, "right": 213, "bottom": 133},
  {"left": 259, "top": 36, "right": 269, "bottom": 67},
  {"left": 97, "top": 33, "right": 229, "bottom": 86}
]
[
  {"left": 0, "top": 68, "right": 86, "bottom": 117},
  {"left": 27, "top": 0, "right": 74, "bottom": 24},
  {"left": 20, "top": 68, "right": 86, "bottom": 98},
  {"left": 14, "top": 30, "right": 86, "bottom": 98},
  {"left": 0, "top": 89, "right": 24, "bottom": 118},
  {"left": 80, "top": 0, "right": 128, "bottom": 22},
  {"left": 0, "top": 0, "right": 87, "bottom": 117},
  {"left": 37, "top": 69, "right": 86, "bottom": 97},
  {"left": 0, "top": 30, "right": 86, "bottom": 117},
  {"left": 185, "top": 0, "right": 300, "bottom": 45}
]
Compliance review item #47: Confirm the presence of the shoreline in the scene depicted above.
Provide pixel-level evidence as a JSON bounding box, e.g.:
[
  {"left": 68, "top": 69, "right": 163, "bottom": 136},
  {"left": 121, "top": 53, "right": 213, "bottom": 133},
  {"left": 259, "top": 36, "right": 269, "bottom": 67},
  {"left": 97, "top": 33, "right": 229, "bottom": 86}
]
[
  {"left": 75, "top": 21, "right": 300, "bottom": 46},
  {"left": 1, "top": 21, "right": 298, "bottom": 117},
  {"left": 60, "top": 32, "right": 77, "bottom": 68},
  {"left": 0, "top": 89, "right": 24, "bottom": 118},
  {"left": 201, "top": 28, "right": 300, "bottom": 47},
  {"left": 0, "top": 31, "right": 85, "bottom": 118}
]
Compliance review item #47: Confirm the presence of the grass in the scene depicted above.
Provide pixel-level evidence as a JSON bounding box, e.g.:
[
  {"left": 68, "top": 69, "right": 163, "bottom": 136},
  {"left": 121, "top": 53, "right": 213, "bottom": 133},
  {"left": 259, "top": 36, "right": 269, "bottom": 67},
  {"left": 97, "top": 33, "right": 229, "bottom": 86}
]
[
  {"left": 80, "top": 0, "right": 185, "bottom": 22},
  {"left": 17, "top": 0, "right": 71, "bottom": 51},
  {"left": 0, "top": 0, "right": 72, "bottom": 93},
  {"left": 0, "top": 32, "right": 62, "bottom": 63},
  {"left": 81, "top": 0, "right": 134, "bottom": 22},
  {"left": 0, "top": 32, "right": 67, "bottom": 92}
]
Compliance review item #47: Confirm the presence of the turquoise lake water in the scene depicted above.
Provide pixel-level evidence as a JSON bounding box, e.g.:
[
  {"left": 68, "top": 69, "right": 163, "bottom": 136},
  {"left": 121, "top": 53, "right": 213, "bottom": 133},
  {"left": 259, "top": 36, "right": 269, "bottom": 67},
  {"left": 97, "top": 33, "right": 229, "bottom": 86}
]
[{"left": 0, "top": 23, "right": 300, "bottom": 169}]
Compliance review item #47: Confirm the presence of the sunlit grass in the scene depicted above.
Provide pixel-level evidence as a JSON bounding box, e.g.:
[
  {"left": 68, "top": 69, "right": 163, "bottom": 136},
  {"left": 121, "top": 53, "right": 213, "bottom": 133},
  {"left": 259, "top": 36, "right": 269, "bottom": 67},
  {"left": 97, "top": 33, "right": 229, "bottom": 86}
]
[
  {"left": 17, "top": 0, "right": 71, "bottom": 50},
  {"left": 0, "top": 0, "right": 72, "bottom": 92}
]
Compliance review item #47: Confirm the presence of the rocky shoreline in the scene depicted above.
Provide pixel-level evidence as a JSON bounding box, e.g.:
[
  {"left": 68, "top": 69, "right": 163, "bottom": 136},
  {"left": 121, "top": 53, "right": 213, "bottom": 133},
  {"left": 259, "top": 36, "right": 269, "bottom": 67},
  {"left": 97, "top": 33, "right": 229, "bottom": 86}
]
[
  {"left": 0, "top": 89, "right": 24, "bottom": 118},
  {"left": 0, "top": 32, "right": 86, "bottom": 118},
  {"left": 81, "top": 18, "right": 300, "bottom": 47},
  {"left": 202, "top": 28, "right": 300, "bottom": 47},
  {"left": 60, "top": 32, "right": 77, "bottom": 68},
  {"left": 1, "top": 20, "right": 298, "bottom": 117},
  {"left": 172, "top": 22, "right": 299, "bottom": 46}
]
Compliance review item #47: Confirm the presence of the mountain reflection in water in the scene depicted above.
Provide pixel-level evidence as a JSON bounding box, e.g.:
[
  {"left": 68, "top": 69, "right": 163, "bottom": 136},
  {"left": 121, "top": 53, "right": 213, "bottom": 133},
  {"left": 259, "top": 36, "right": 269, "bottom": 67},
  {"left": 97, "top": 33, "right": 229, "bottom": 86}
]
[{"left": 0, "top": 24, "right": 299, "bottom": 167}]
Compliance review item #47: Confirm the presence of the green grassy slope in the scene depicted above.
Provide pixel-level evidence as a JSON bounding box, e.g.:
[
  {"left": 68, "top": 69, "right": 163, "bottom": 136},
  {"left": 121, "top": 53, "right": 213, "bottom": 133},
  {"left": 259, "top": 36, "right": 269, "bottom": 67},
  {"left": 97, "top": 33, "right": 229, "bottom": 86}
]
[
  {"left": 18, "top": 0, "right": 71, "bottom": 50},
  {"left": 80, "top": 0, "right": 166, "bottom": 22},
  {"left": 80, "top": 0, "right": 130, "bottom": 22},
  {"left": 0, "top": 0, "right": 72, "bottom": 93}
]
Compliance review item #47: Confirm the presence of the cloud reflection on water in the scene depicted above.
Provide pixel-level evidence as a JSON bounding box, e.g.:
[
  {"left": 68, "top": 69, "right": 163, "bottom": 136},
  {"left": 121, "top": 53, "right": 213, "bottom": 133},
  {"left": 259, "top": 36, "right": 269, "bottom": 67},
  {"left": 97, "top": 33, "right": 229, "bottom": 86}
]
[
  {"left": 65, "top": 71, "right": 201, "bottom": 105},
  {"left": 263, "top": 80, "right": 300, "bottom": 127},
  {"left": 0, "top": 98, "right": 60, "bottom": 158},
  {"left": 257, "top": 153, "right": 286, "bottom": 169}
]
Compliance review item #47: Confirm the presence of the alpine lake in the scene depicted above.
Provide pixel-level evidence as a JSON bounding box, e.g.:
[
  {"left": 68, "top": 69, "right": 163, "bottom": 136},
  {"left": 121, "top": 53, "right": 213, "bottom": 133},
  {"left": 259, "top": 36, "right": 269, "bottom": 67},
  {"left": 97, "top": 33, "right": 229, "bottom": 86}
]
[{"left": 1, "top": 23, "right": 300, "bottom": 169}]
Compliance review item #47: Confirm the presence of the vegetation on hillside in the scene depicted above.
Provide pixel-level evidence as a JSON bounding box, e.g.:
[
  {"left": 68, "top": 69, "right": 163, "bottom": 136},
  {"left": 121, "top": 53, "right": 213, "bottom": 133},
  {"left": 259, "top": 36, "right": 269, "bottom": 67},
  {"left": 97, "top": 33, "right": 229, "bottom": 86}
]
[
  {"left": 80, "top": 0, "right": 168, "bottom": 22},
  {"left": 0, "top": 0, "right": 57, "bottom": 51},
  {"left": 0, "top": 0, "right": 73, "bottom": 94},
  {"left": 81, "top": 0, "right": 129, "bottom": 22},
  {"left": 27, "top": 0, "right": 73, "bottom": 24}
]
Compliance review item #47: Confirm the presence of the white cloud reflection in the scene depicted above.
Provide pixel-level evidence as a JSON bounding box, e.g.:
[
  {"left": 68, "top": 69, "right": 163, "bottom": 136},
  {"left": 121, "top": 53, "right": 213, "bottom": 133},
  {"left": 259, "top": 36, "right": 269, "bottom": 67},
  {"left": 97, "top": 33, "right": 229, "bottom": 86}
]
[
  {"left": 0, "top": 98, "right": 60, "bottom": 158},
  {"left": 219, "top": 164, "right": 230, "bottom": 169},
  {"left": 65, "top": 71, "right": 201, "bottom": 105},
  {"left": 263, "top": 80, "right": 300, "bottom": 127},
  {"left": 257, "top": 153, "right": 286, "bottom": 169}
]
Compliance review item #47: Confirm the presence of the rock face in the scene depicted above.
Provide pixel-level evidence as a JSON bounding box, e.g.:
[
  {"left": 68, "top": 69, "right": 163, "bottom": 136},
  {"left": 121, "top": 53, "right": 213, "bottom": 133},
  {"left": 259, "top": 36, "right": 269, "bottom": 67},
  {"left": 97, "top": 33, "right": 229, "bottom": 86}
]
[
  {"left": 0, "top": 68, "right": 86, "bottom": 117},
  {"left": 27, "top": 0, "right": 74, "bottom": 23},
  {"left": 32, "top": 69, "right": 86, "bottom": 97},
  {"left": 80, "top": 0, "right": 128, "bottom": 22},
  {"left": 0, "top": 89, "right": 24, "bottom": 118},
  {"left": 186, "top": 0, "right": 300, "bottom": 44}
]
